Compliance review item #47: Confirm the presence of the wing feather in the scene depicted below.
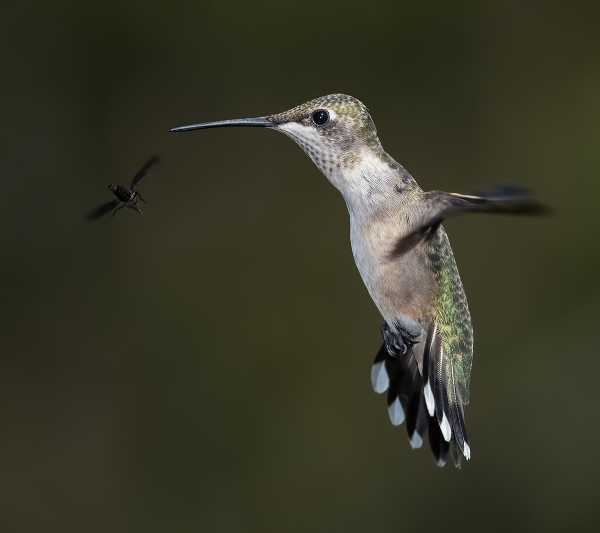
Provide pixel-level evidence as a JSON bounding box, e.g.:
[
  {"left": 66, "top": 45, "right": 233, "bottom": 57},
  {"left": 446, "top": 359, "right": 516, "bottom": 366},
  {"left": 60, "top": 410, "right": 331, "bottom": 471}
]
[{"left": 427, "top": 226, "right": 473, "bottom": 463}]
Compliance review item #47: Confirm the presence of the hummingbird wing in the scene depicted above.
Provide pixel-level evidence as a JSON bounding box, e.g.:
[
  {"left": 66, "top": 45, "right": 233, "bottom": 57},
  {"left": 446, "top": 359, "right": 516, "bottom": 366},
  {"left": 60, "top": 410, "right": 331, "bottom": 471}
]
[
  {"left": 424, "top": 226, "right": 473, "bottom": 465},
  {"left": 85, "top": 199, "right": 120, "bottom": 220},
  {"left": 398, "top": 186, "right": 549, "bottom": 248},
  {"left": 443, "top": 186, "right": 550, "bottom": 218},
  {"left": 131, "top": 155, "right": 160, "bottom": 188},
  {"left": 412, "top": 187, "right": 546, "bottom": 463},
  {"left": 389, "top": 186, "right": 549, "bottom": 259}
]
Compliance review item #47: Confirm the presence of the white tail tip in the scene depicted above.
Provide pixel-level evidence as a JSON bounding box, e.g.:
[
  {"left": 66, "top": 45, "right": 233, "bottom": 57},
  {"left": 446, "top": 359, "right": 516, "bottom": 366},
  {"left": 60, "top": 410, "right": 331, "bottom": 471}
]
[
  {"left": 424, "top": 381, "right": 435, "bottom": 416},
  {"left": 370, "top": 361, "right": 389, "bottom": 394},
  {"left": 463, "top": 442, "right": 471, "bottom": 461},
  {"left": 440, "top": 412, "right": 452, "bottom": 442},
  {"left": 387, "top": 397, "right": 405, "bottom": 426},
  {"left": 409, "top": 431, "right": 423, "bottom": 449}
]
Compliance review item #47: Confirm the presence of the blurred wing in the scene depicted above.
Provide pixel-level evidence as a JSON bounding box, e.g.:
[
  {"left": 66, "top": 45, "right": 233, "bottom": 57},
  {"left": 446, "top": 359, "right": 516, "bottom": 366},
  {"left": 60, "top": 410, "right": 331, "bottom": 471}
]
[
  {"left": 85, "top": 200, "right": 119, "bottom": 220},
  {"left": 131, "top": 155, "right": 160, "bottom": 188},
  {"left": 392, "top": 186, "right": 550, "bottom": 258},
  {"left": 444, "top": 185, "right": 551, "bottom": 216}
]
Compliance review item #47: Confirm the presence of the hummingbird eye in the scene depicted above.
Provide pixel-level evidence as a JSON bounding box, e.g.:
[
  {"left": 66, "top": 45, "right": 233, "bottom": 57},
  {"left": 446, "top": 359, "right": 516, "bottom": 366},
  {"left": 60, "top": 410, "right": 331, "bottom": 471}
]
[{"left": 311, "top": 109, "right": 330, "bottom": 126}]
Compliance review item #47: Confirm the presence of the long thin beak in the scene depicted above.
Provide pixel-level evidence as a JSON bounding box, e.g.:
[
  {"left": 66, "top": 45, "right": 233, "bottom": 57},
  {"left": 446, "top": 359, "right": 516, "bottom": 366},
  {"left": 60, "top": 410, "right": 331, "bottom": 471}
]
[{"left": 169, "top": 116, "right": 273, "bottom": 133}]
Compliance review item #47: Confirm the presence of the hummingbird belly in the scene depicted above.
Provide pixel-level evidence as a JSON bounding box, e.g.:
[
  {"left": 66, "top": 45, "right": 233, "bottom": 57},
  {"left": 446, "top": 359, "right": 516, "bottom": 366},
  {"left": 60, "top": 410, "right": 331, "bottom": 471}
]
[{"left": 350, "top": 218, "right": 436, "bottom": 329}]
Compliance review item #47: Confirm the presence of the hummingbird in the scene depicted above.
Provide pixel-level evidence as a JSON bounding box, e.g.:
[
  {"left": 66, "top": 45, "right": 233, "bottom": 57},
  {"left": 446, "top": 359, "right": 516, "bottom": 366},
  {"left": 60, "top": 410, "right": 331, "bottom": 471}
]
[
  {"left": 85, "top": 155, "right": 159, "bottom": 220},
  {"left": 170, "top": 94, "right": 547, "bottom": 467}
]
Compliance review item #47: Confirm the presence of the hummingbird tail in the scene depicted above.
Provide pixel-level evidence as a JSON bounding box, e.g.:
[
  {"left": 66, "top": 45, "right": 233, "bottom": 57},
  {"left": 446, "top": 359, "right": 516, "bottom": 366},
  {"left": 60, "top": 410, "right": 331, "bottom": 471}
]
[
  {"left": 371, "top": 342, "right": 451, "bottom": 467},
  {"left": 371, "top": 317, "right": 473, "bottom": 467}
]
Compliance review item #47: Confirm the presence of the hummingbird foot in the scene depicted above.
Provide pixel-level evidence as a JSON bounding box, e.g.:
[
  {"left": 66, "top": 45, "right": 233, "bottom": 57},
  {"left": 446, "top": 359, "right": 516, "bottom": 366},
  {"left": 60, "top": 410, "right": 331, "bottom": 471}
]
[{"left": 382, "top": 317, "right": 422, "bottom": 357}]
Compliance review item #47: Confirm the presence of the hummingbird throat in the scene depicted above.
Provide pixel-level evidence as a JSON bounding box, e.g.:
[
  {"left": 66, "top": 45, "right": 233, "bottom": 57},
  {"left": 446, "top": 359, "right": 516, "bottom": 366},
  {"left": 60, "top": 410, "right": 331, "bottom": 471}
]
[
  {"left": 277, "top": 121, "right": 400, "bottom": 204},
  {"left": 277, "top": 122, "right": 341, "bottom": 178}
]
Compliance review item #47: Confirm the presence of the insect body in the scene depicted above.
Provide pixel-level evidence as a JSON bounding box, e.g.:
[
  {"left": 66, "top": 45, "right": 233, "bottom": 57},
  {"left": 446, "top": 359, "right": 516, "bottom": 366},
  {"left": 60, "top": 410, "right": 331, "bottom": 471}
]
[{"left": 86, "top": 155, "right": 158, "bottom": 220}]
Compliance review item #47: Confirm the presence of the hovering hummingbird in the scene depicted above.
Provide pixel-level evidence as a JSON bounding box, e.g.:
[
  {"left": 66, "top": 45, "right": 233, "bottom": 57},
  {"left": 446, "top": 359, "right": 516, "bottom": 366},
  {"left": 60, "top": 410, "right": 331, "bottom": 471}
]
[
  {"left": 85, "top": 155, "right": 159, "bottom": 220},
  {"left": 170, "top": 95, "right": 547, "bottom": 467}
]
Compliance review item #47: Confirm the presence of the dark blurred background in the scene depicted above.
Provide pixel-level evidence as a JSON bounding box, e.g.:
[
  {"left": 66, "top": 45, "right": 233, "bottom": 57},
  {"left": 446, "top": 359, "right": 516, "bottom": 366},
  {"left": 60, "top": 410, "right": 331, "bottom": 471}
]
[{"left": 1, "top": 1, "right": 599, "bottom": 531}]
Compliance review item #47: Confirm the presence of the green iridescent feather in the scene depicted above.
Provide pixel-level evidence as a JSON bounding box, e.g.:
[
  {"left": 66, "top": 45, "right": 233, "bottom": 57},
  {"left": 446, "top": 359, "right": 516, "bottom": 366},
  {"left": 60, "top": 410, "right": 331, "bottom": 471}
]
[{"left": 427, "top": 227, "right": 474, "bottom": 405}]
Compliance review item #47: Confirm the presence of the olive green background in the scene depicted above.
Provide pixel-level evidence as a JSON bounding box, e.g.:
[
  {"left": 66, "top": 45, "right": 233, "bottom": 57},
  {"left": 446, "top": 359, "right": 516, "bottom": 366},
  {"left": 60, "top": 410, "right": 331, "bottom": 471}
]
[{"left": 2, "top": 1, "right": 599, "bottom": 532}]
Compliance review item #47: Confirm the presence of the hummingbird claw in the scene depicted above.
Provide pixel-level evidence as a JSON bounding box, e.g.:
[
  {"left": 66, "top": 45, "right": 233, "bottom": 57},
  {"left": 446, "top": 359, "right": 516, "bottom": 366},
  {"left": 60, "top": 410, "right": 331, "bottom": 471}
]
[
  {"left": 382, "top": 318, "right": 423, "bottom": 357},
  {"left": 382, "top": 326, "right": 407, "bottom": 357}
]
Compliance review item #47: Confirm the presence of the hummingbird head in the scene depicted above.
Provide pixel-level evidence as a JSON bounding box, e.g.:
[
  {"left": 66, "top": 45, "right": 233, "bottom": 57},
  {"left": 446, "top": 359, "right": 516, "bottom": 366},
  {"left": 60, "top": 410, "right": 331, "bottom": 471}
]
[
  {"left": 170, "top": 94, "right": 389, "bottom": 193},
  {"left": 267, "top": 94, "right": 383, "bottom": 177}
]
